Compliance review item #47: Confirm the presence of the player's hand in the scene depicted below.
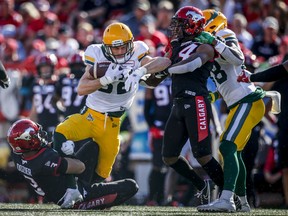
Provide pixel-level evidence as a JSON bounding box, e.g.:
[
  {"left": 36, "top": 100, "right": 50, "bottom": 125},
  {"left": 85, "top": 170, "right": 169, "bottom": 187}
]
[
  {"left": 124, "top": 67, "right": 147, "bottom": 91},
  {"left": 194, "top": 31, "right": 215, "bottom": 44},
  {"left": 207, "top": 91, "right": 219, "bottom": 103},
  {"left": 0, "top": 77, "right": 10, "bottom": 89},
  {"left": 61, "top": 140, "right": 75, "bottom": 155},
  {"left": 99, "top": 64, "right": 123, "bottom": 86},
  {"left": 237, "top": 69, "right": 252, "bottom": 83}
]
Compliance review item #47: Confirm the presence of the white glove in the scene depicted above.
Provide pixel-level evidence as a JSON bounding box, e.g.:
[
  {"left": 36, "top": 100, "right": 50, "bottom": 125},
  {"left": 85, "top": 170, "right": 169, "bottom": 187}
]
[
  {"left": 0, "top": 77, "right": 10, "bottom": 89},
  {"left": 124, "top": 67, "right": 147, "bottom": 91},
  {"left": 61, "top": 140, "right": 75, "bottom": 155},
  {"left": 99, "top": 63, "right": 123, "bottom": 86}
]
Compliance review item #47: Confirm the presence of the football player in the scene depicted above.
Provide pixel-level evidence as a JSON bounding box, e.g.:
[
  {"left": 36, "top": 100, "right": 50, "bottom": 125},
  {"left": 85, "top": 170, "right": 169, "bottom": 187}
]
[
  {"left": 128, "top": 6, "right": 225, "bottom": 205},
  {"left": 54, "top": 50, "right": 87, "bottom": 118},
  {"left": 29, "top": 53, "right": 60, "bottom": 142},
  {"left": 0, "top": 61, "right": 10, "bottom": 89},
  {"left": 7, "top": 119, "right": 139, "bottom": 209},
  {"left": 194, "top": 9, "right": 267, "bottom": 212},
  {"left": 53, "top": 22, "right": 171, "bottom": 183},
  {"left": 144, "top": 76, "right": 172, "bottom": 206}
]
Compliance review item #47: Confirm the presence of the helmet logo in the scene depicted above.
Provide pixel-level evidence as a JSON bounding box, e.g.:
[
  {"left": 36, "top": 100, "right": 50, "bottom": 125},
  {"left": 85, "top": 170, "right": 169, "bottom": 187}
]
[
  {"left": 112, "top": 40, "right": 124, "bottom": 46},
  {"left": 186, "top": 11, "right": 203, "bottom": 22},
  {"left": 14, "top": 127, "right": 34, "bottom": 141}
]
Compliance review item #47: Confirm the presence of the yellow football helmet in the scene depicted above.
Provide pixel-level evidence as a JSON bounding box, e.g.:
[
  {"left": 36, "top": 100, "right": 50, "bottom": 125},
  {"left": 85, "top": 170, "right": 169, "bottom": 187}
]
[
  {"left": 102, "top": 22, "right": 134, "bottom": 64},
  {"left": 203, "top": 9, "right": 227, "bottom": 35}
]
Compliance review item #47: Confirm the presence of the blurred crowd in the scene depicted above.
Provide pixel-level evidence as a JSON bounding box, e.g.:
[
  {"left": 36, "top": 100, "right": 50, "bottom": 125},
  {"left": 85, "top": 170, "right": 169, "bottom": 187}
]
[{"left": 0, "top": 0, "right": 287, "bottom": 209}]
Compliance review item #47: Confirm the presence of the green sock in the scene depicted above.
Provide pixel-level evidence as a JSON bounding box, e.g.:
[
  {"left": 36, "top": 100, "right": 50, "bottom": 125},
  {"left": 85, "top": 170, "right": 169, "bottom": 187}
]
[
  {"left": 235, "top": 151, "right": 247, "bottom": 196},
  {"left": 219, "top": 140, "right": 238, "bottom": 192}
]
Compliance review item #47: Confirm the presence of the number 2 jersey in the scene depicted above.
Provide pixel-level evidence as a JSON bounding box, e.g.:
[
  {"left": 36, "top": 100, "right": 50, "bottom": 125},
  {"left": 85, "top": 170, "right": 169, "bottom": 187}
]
[
  {"left": 11, "top": 148, "right": 72, "bottom": 204},
  {"left": 84, "top": 41, "right": 149, "bottom": 113},
  {"left": 168, "top": 39, "right": 214, "bottom": 98}
]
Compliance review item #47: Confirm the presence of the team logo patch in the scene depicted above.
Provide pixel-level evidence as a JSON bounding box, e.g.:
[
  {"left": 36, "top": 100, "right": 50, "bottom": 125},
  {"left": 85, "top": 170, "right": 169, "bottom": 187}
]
[
  {"left": 14, "top": 127, "right": 34, "bottom": 141},
  {"left": 86, "top": 113, "right": 94, "bottom": 121},
  {"left": 184, "top": 104, "right": 191, "bottom": 109}
]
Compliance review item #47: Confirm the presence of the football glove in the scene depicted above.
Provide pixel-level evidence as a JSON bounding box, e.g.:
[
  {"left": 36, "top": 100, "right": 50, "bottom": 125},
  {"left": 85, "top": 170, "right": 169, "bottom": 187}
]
[
  {"left": 61, "top": 140, "right": 75, "bottom": 155},
  {"left": 124, "top": 67, "right": 147, "bottom": 91},
  {"left": 99, "top": 63, "right": 123, "bottom": 86},
  {"left": 0, "top": 77, "right": 10, "bottom": 89},
  {"left": 194, "top": 31, "right": 216, "bottom": 45},
  {"left": 208, "top": 91, "right": 219, "bottom": 103},
  {"left": 237, "top": 69, "right": 252, "bottom": 83}
]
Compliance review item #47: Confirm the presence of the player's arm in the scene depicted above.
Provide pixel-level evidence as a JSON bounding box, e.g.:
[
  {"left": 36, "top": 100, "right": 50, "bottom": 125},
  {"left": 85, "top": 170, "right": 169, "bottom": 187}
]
[
  {"left": 0, "top": 61, "right": 10, "bottom": 89},
  {"left": 250, "top": 62, "right": 288, "bottom": 82},
  {"left": 167, "top": 44, "right": 215, "bottom": 75},
  {"left": 195, "top": 31, "right": 244, "bottom": 66},
  {"left": 238, "top": 61, "right": 288, "bottom": 83},
  {"left": 125, "top": 56, "right": 171, "bottom": 90},
  {"left": 77, "top": 65, "right": 103, "bottom": 95},
  {"left": 64, "top": 157, "right": 85, "bottom": 174}
]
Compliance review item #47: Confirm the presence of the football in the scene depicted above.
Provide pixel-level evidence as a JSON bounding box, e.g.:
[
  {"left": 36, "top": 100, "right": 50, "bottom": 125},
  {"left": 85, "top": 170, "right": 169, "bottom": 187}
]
[{"left": 88, "top": 62, "right": 111, "bottom": 79}]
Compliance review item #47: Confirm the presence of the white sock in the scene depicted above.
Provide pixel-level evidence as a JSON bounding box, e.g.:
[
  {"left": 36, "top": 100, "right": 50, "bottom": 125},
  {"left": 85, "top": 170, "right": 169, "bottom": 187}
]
[
  {"left": 220, "top": 190, "right": 234, "bottom": 201},
  {"left": 240, "top": 196, "right": 248, "bottom": 204}
]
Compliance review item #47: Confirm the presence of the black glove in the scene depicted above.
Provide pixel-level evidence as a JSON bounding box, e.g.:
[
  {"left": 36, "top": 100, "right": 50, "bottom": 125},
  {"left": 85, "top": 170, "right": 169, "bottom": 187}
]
[{"left": 0, "top": 78, "right": 10, "bottom": 89}]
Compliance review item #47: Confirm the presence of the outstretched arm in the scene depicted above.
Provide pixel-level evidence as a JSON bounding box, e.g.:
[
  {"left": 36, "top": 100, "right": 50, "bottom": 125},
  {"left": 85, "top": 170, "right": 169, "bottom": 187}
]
[
  {"left": 194, "top": 31, "right": 244, "bottom": 66},
  {"left": 238, "top": 61, "right": 288, "bottom": 83},
  {"left": 167, "top": 43, "right": 215, "bottom": 75},
  {"left": 0, "top": 61, "right": 10, "bottom": 89}
]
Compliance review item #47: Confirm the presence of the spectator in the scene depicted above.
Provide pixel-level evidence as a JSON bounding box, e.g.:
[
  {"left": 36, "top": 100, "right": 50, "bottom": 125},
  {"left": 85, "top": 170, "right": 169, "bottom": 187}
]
[
  {"left": 155, "top": 1, "right": 175, "bottom": 36},
  {"left": 0, "top": 0, "right": 23, "bottom": 29},
  {"left": 56, "top": 24, "right": 79, "bottom": 58},
  {"left": 75, "top": 22, "right": 98, "bottom": 50},
  {"left": 251, "top": 16, "right": 281, "bottom": 62},
  {"left": 232, "top": 13, "right": 254, "bottom": 49},
  {"left": 137, "top": 15, "right": 168, "bottom": 56},
  {"left": 119, "top": 0, "right": 153, "bottom": 38}
]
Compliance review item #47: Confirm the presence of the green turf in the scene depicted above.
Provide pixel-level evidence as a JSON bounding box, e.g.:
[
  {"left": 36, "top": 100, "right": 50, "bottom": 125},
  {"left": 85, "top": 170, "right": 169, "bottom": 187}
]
[{"left": 0, "top": 204, "right": 287, "bottom": 216}]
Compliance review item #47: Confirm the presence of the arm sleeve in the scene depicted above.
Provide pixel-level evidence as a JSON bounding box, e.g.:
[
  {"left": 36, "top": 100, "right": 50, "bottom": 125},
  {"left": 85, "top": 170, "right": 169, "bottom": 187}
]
[
  {"left": 250, "top": 64, "right": 288, "bottom": 82},
  {"left": 215, "top": 40, "right": 244, "bottom": 66},
  {"left": 0, "top": 61, "right": 8, "bottom": 80}
]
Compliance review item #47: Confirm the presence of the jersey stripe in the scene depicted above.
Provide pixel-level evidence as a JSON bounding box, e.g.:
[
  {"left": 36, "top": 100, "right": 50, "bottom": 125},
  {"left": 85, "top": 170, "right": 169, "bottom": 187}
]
[{"left": 223, "top": 103, "right": 252, "bottom": 141}]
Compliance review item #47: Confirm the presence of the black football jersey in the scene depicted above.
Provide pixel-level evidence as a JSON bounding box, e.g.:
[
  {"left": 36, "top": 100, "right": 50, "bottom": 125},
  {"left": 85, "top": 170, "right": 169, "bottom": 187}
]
[
  {"left": 55, "top": 74, "right": 86, "bottom": 117},
  {"left": 11, "top": 148, "right": 70, "bottom": 204},
  {"left": 151, "top": 78, "right": 172, "bottom": 130},
  {"left": 169, "top": 40, "right": 214, "bottom": 98},
  {"left": 32, "top": 80, "right": 59, "bottom": 130}
]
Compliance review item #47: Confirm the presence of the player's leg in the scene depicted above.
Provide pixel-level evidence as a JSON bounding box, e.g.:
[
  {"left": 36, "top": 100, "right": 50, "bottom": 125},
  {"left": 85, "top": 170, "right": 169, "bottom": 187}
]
[
  {"left": 163, "top": 99, "right": 206, "bottom": 193},
  {"left": 75, "top": 140, "right": 100, "bottom": 185},
  {"left": 73, "top": 178, "right": 139, "bottom": 210}
]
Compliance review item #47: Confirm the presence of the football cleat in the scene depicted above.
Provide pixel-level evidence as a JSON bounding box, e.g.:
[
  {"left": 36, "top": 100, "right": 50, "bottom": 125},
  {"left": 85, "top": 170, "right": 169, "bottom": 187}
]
[{"left": 60, "top": 188, "right": 83, "bottom": 209}]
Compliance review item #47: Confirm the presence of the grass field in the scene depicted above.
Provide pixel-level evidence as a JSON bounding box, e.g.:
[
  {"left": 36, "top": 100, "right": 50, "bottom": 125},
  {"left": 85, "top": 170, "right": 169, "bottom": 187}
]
[{"left": 0, "top": 204, "right": 287, "bottom": 216}]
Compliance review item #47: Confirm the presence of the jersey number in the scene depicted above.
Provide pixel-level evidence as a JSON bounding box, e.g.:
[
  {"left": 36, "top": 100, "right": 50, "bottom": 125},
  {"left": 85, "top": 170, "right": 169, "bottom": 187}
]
[
  {"left": 211, "top": 61, "right": 227, "bottom": 85},
  {"left": 23, "top": 175, "right": 45, "bottom": 196},
  {"left": 178, "top": 44, "right": 198, "bottom": 60},
  {"left": 62, "top": 86, "right": 85, "bottom": 107},
  {"left": 98, "top": 76, "right": 126, "bottom": 94}
]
